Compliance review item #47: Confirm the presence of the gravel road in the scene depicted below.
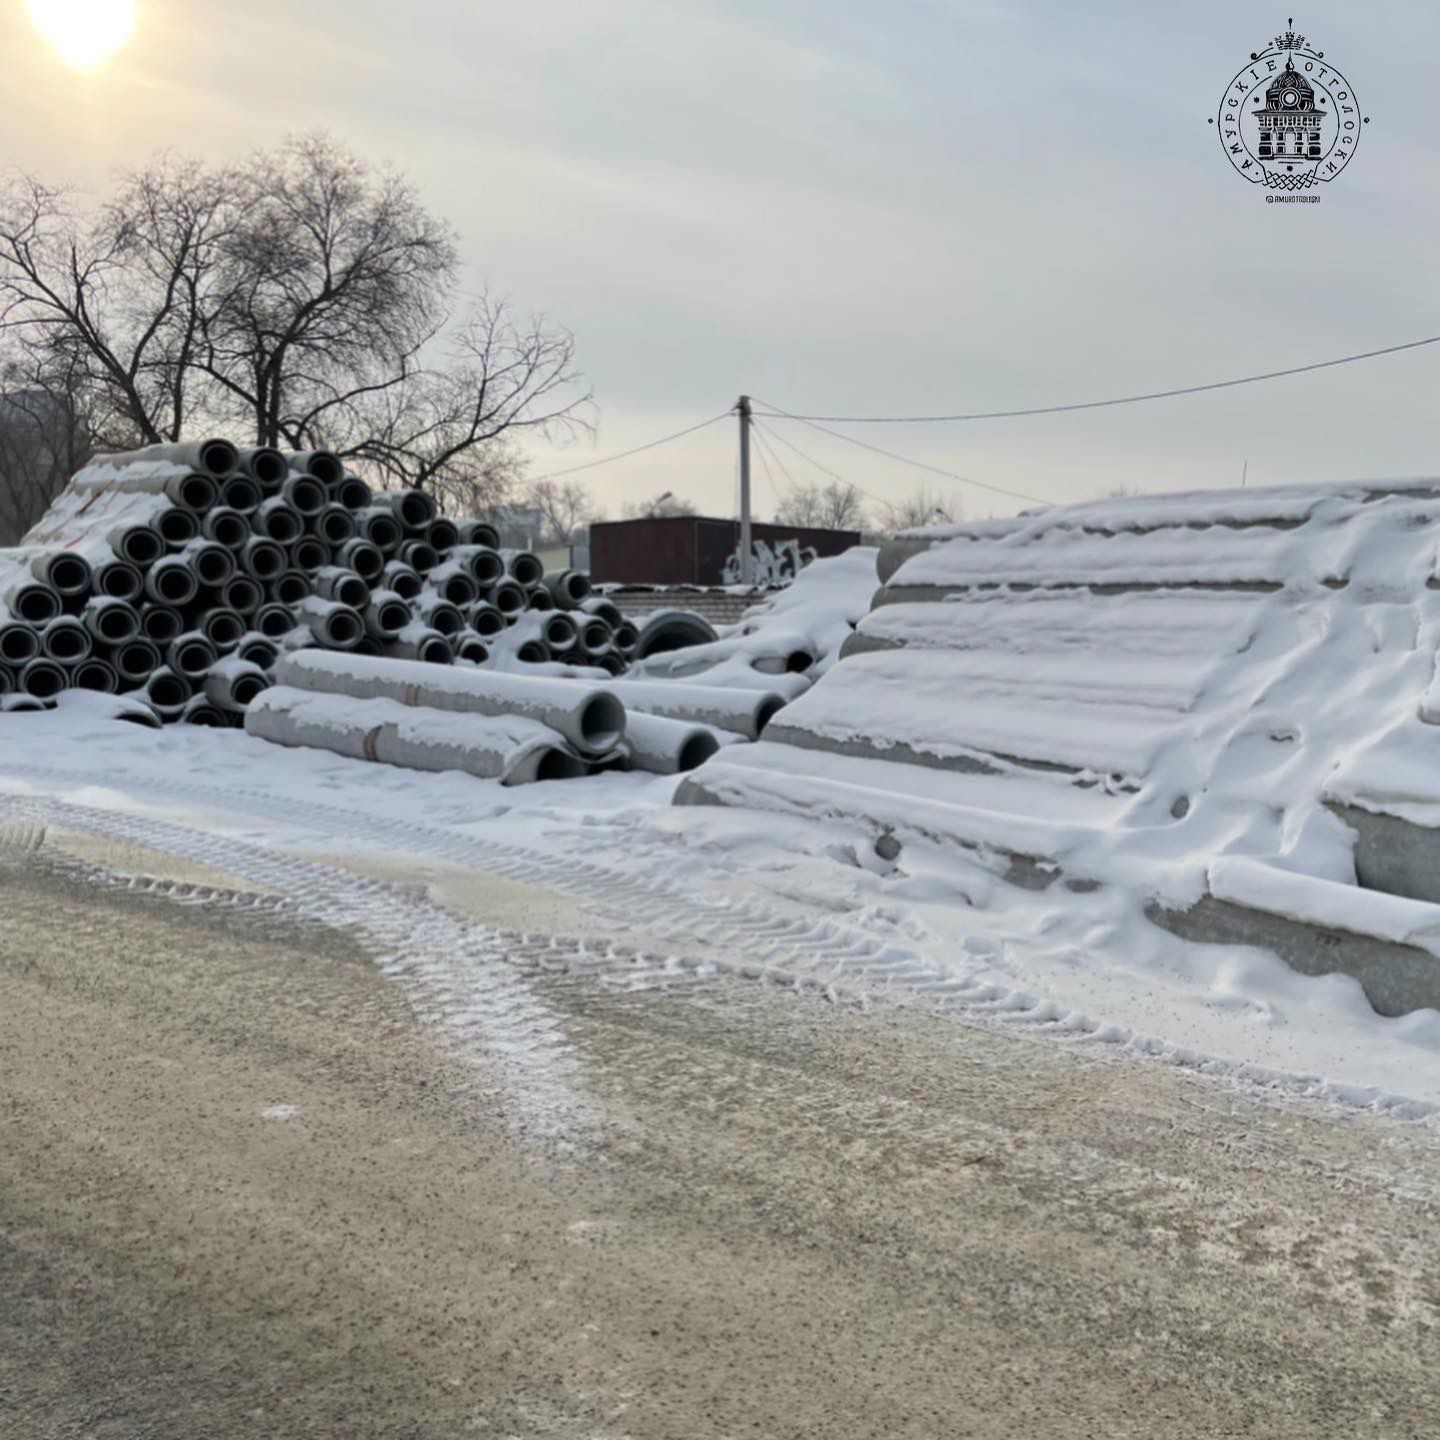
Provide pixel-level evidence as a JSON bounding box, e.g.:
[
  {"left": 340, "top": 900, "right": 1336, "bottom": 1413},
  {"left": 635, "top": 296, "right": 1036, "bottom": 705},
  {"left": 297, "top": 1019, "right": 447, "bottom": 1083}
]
[{"left": 2, "top": 830, "right": 1438, "bottom": 1438}]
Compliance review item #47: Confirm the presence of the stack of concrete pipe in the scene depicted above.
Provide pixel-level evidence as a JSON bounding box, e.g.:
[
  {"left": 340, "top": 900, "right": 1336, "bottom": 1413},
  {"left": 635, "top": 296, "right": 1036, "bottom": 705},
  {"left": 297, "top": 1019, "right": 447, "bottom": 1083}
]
[
  {"left": 245, "top": 650, "right": 787, "bottom": 783},
  {"left": 2, "top": 437, "right": 710, "bottom": 724}
]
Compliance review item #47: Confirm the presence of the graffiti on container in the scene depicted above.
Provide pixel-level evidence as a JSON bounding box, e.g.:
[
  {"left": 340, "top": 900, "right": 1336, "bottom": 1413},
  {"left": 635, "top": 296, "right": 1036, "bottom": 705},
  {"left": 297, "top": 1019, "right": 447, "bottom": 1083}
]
[{"left": 722, "top": 538, "right": 817, "bottom": 586}]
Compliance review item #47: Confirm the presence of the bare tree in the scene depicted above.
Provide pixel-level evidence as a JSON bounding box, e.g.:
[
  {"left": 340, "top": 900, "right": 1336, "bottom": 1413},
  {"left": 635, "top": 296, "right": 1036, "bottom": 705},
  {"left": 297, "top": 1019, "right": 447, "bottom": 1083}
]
[
  {"left": 872, "top": 484, "right": 964, "bottom": 535},
  {"left": 0, "top": 135, "right": 589, "bottom": 479},
  {"left": 773, "top": 478, "right": 867, "bottom": 531},
  {"left": 622, "top": 491, "right": 697, "bottom": 519},
  {"left": 524, "top": 476, "right": 598, "bottom": 546},
  {"left": 0, "top": 351, "right": 96, "bottom": 544}
]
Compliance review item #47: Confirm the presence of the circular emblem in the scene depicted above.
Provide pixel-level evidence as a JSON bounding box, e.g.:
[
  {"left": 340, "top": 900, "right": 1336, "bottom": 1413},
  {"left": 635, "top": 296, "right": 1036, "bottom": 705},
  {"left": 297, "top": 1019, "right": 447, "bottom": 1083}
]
[{"left": 1213, "top": 21, "right": 1369, "bottom": 190}]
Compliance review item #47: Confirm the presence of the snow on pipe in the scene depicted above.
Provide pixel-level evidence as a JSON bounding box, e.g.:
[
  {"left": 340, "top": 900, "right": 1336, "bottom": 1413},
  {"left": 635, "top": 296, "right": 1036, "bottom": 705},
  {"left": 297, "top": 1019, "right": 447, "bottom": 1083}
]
[
  {"left": 632, "top": 609, "right": 720, "bottom": 660},
  {"left": 450, "top": 545, "right": 506, "bottom": 586},
  {"left": 54, "top": 688, "right": 160, "bottom": 726},
  {"left": 500, "top": 549, "right": 544, "bottom": 588},
  {"left": 543, "top": 570, "right": 591, "bottom": 609},
  {"left": 455, "top": 632, "right": 490, "bottom": 665},
  {"left": 182, "top": 539, "right": 237, "bottom": 588},
  {"left": 81, "top": 597, "right": 141, "bottom": 646},
  {"left": 386, "top": 622, "right": 453, "bottom": 665},
  {"left": 356, "top": 507, "right": 404, "bottom": 554},
  {"left": 293, "top": 597, "right": 363, "bottom": 650},
  {"left": 181, "top": 694, "right": 229, "bottom": 726},
  {"left": 0, "top": 547, "right": 95, "bottom": 598},
  {"left": 168, "top": 631, "right": 219, "bottom": 680},
  {"left": 606, "top": 677, "right": 787, "bottom": 740},
  {"left": 82, "top": 438, "right": 240, "bottom": 480},
  {"left": 620, "top": 710, "right": 724, "bottom": 774},
  {"left": 580, "top": 596, "right": 624, "bottom": 629},
  {"left": 235, "top": 632, "right": 279, "bottom": 670},
  {"left": 245, "top": 686, "right": 587, "bottom": 785},
  {"left": 364, "top": 590, "right": 412, "bottom": 640},
  {"left": 381, "top": 560, "right": 421, "bottom": 599},
  {"left": 426, "top": 562, "right": 479, "bottom": 607},
  {"left": 0, "top": 692, "right": 47, "bottom": 713},
  {"left": 145, "top": 666, "right": 191, "bottom": 719},
  {"left": 70, "top": 656, "right": 121, "bottom": 693},
  {"left": 202, "top": 507, "right": 251, "bottom": 549},
  {"left": 413, "top": 592, "right": 466, "bottom": 635},
  {"left": 876, "top": 536, "right": 941, "bottom": 584},
  {"left": 312, "top": 565, "right": 371, "bottom": 609},
  {"left": 112, "top": 638, "right": 162, "bottom": 684},
  {"left": 19, "top": 657, "right": 67, "bottom": 700},
  {"left": 253, "top": 498, "right": 303, "bottom": 545},
  {"left": 336, "top": 538, "right": 385, "bottom": 583},
  {"left": 204, "top": 656, "right": 270, "bottom": 712},
  {"left": 488, "top": 579, "right": 528, "bottom": 618},
  {"left": 41, "top": 616, "right": 92, "bottom": 663},
  {"left": 274, "top": 649, "right": 627, "bottom": 757},
  {"left": 144, "top": 556, "right": 200, "bottom": 607},
  {"left": 399, "top": 539, "right": 439, "bottom": 573}
]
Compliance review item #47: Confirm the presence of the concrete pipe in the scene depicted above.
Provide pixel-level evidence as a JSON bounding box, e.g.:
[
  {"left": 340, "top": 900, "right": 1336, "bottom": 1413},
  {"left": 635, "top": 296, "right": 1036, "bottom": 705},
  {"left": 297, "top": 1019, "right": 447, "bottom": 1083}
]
[
  {"left": 107, "top": 523, "right": 166, "bottom": 568},
  {"left": 180, "top": 695, "right": 229, "bottom": 726},
  {"left": 384, "top": 623, "right": 453, "bottom": 665},
  {"left": 527, "top": 587, "right": 554, "bottom": 612},
  {"left": 621, "top": 710, "right": 723, "bottom": 775},
  {"left": 279, "top": 625, "right": 316, "bottom": 653},
  {"left": 41, "top": 616, "right": 92, "bottom": 664},
  {"left": 20, "top": 657, "right": 67, "bottom": 700},
  {"left": 85, "top": 438, "right": 238, "bottom": 480},
  {"left": 515, "top": 639, "right": 549, "bottom": 663},
  {"left": 87, "top": 556, "right": 144, "bottom": 603},
  {"left": 202, "top": 507, "right": 252, "bottom": 550},
  {"left": 0, "top": 663, "right": 11, "bottom": 694},
  {"left": 18, "top": 549, "right": 93, "bottom": 598},
  {"left": 269, "top": 571, "right": 310, "bottom": 607},
  {"left": 235, "top": 447, "right": 289, "bottom": 489},
  {"left": 544, "top": 570, "right": 592, "bottom": 609},
  {"left": 456, "top": 520, "right": 500, "bottom": 549},
  {"left": 145, "top": 665, "right": 191, "bottom": 719},
  {"left": 110, "top": 637, "right": 162, "bottom": 685},
  {"left": 454, "top": 631, "right": 490, "bottom": 665},
  {"left": 253, "top": 498, "right": 303, "bottom": 545},
  {"left": 281, "top": 472, "right": 328, "bottom": 517},
  {"left": 54, "top": 688, "right": 160, "bottom": 725},
  {"left": 220, "top": 476, "right": 262, "bottom": 514},
  {"left": 235, "top": 632, "right": 279, "bottom": 670},
  {"left": 428, "top": 517, "right": 460, "bottom": 553},
  {"left": 252, "top": 603, "right": 295, "bottom": 639},
  {"left": 138, "top": 604, "right": 184, "bottom": 644},
  {"left": 69, "top": 656, "right": 120, "bottom": 694},
  {"left": 613, "top": 620, "right": 640, "bottom": 657},
  {"left": 289, "top": 536, "right": 329, "bottom": 573},
  {"left": 0, "top": 622, "right": 40, "bottom": 667},
  {"left": 82, "top": 597, "right": 141, "bottom": 647},
  {"left": 336, "top": 474, "right": 373, "bottom": 511},
  {"left": 275, "top": 650, "right": 627, "bottom": 758},
  {"left": 0, "top": 692, "right": 48, "bottom": 713},
  {"left": 356, "top": 508, "right": 404, "bottom": 555},
  {"left": 199, "top": 607, "right": 246, "bottom": 652},
  {"left": 467, "top": 602, "right": 506, "bottom": 638},
  {"left": 540, "top": 612, "right": 578, "bottom": 653},
  {"left": 501, "top": 549, "right": 544, "bottom": 587},
  {"left": 364, "top": 590, "right": 412, "bottom": 641},
  {"left": 310, "top": 503, "right": 357, "bottom": 547},
  {"left": 293, "top": 597, "right": 363, "bottom": 650},
  {"left": 352, "top": 635, "right": 383, "bottom": 657},
  {"left": 1, "top": 577, "right": 60, "bottom": 625},
  {"left": 632, "top": 609, "right": 720, "bottom": 660},
  {"left": 246, "top": 687, "right": 588, "bottom": 785},
  {"left": 204, "top": 656, "right": 270, "bottom": 712},
  {"left": 398, "top": 539, "right": 439, "bottom": 574},
  {"left": 425, "top": 562, "right": 479, "bottom": 607},
  {"left": 168, "top": 631, "right": 218, "bottom": 681},
  {"left": 875, "top": 536, "right": 941, "bottom": 584},
  {"left": 336, "top": 538, "right": 385, "bottom": 584},
  {"left": 595, "top": 653, "right": 627, "bottom": 677},
  {"left": 449, "top": 545, "right": 505, "bottom": 587},
  {"left": 312, "top": 566, "right": 371, "bottom": 609},
  {"left": 488, "top": 579, "right": 528, "bottom": 619},
  {"left": 223, "top": 574, "right": 264, "bottom": 617},
  {"left": 182, "top": 539, "right": 237, "bottom": 589},
  {"left": 148, "top": 506, "right": 200, "bottom": 549},
  {"left": 160, "top": 472, "right": 220, "bottom": 513},
  {"left": 579, "top": 617, "right": 613, "bottom": 657},
  {"left": 378, "top": 488, "right": 437, "bottom": 533},
  {"left": 608, "top": 678, "right": 786, "bottom": 740},
  {"left": 285, "top": 450, "right": 345, "bottom": 488},
  {"left": 413, "top": 593, "right": 466, "bottom": 636},
  {"left": 144, "top": 556, "right": 200, "bottom": 607},
  {"left": 241, "top": 536, "right": 288, "bottom": 583},
  {"left": 580, "top": 597, "right": 625, "bottom": 629}
]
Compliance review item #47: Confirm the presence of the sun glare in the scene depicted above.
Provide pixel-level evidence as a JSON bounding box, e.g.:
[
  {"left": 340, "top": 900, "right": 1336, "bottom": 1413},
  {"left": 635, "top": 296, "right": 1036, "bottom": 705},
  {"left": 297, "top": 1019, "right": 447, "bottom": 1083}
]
[{"left": 27, "top": 0, "right": 137, "bottom": 71}]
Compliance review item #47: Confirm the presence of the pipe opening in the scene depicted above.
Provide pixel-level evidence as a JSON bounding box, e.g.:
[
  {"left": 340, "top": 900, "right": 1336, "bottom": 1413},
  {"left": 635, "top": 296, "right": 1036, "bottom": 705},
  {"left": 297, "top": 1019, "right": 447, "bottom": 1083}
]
[
  {"left": 247, "top": 448, "right": 289, "bottom": 486},
  {"left": 93, "top": 565, "right": 138, "bottom": 602},
  {"left": 509, "top": 556, "right": 543, "bottom": 587},
  {"left": 582, "top": 622, "right": 610, "bottom": 651},
  {"left": 578, "top": 693, "right": 626, "bottom": 752},
  {"left": 157, "top": 509, "right": 199, "bottom": 546},
  {"left": 271, "top": 573, "right": 309, "bottom": 607},
  {"left": 21, "top": 661, "right": 66, "bottom": 699},
  {"left": 0, "top": 626, "right": 40, "bottom": 664},
  {"left": 290, "top": 538, "right": 328, "bottom": 572},
  {"left": 333, "top": 576, "right": 369, "bottom": 610},
  {"left": 337, "top": 477, "right": 372, "bottom": 510},
  {"left": 365, "top": 516, "right": 402, "bottom": 551},
  {"left": 152, "top": 567, "right": 197, "bottom": 605},
  {"left": 243, "top": 541, "right": 286, "bottom": 581},
  {"left": 457, "top": 638, "right": 489, "bottom": 664},
  {"left": 207, "top": 511, "right": 250, "bottom": 549},
  {"left": 491, "top": 582, "right": 526, "bottom": 616},
  {"left": 755, "top": 696, "right": 787, "bottom": 733},
  {"left": 204, "top": 613, "right": 245, "bottom": 649},
  {"left": 191, "top": 549, "right": 233, "bottom": 586},
  {"left": 353, "top": 635, "right": 382, "bottom": 656},
  {"left": 198, "top": 439, "right": 239, "bottom": 477},
  {"left": 440, "top": 575, "right": 478, "bottom": 607},
  {"left": 45, "top": 624, "right": 88, "bottom": 661},
  {"left": 678, "top": 733, "right": 721, "bottom": 771},
  {"left": 174, "top": 643, "right": 214, "bottom": 677},
  {"left": 180, "top": 474, "right": 219, "bottom": 512},
  {"left": 261, "top": 509, "right": 302, "bottom": 545},
  {"left": 253, "top": 604, "right": 294, "bottom": 638},
  {"left": 462, "top": 522, "right": 501, "bottom": 549},
  {"left": 535, "top": 748, "right": 586, "bottom": 782},
  {"left": 11, "top": 586, "right": 59, "bottom": 625},
  {"left": 428, "top": 519, "right": 459, "bottom": 552},
  {"left": 342, "top": 543, "right": 385, "bottom": 582},
  {"left": 516, "top": 640, "right": 548, "bottom": 663},
  {"left": 397, "top": 491, "right": 434, "bottom": 529},
  {"left": 304, "top": 452, "right": 344, "bottom": 487},
  {"left": 327, "top": 614, "right": 362, "bottom": 648},
  {"left": 225, "top": 578, "right": 262, "bottom": 615},
  {"left": 286, "top": 477, "right": 327, "bottom": 516},
  {"left": 96, "top": 608, "right": 135, "bottom": 643},
  {"left": 73, "top": 660, "right": 119, "bottom": 694},
  {"left": 469, "top": 608, "right": 504, "bottom": 637},
  {"left": 231, "top": 675, "right": 266, "bottom": 708},
  {"left": 49, "top": 556, "right": 92, "bottom": 594},
  {"left": 149, "top": 674, "right": 188, "bottom": 708},
  {"left": 384, "top": 567, "right": 421, "bottom": 600},
  {"left": 115, "top": 641, "right": 161, "bottom": 680},
  {"left": 222, "top": 478, "right": 261, "bottom": 513},
  {"left": 377, "top": 601, "right": 410, "bottom": 633},
  {"left": 185, "top": 703, "right": 226, "bottom": 726},
  {"left": 465, "top": 552, "right": 503, "bottom": 584},
  {"left": 140, "top": 608, "right": 181, "bottom": 643},
  {"left": 400, "top": 542, "right": 438, "bottom": 573},
  {"left": 785, "top": 650, "right": 816, "bottom": 674},
  {"left": 418, "top": 637, "right": 452, "bottom": 665},
  {"left": 317, "top": 510, "right": 355, "bottom": 544},
  {"left": 118, "top": 528, "right": 165, "bottom": 567}
]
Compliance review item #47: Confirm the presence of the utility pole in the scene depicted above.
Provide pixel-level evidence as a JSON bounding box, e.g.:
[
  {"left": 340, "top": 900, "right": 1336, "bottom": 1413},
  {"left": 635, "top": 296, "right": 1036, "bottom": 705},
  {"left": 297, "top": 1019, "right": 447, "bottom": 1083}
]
[{"left": 737, "top": 395, "right": 754, "bottom": 585}]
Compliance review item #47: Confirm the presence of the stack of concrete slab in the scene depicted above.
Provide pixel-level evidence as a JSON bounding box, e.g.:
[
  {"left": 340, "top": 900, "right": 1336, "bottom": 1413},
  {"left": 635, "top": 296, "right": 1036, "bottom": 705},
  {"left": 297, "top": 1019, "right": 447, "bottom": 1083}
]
[{"left": 677, "top": 479, "right": 1440, "bottom": 1015}]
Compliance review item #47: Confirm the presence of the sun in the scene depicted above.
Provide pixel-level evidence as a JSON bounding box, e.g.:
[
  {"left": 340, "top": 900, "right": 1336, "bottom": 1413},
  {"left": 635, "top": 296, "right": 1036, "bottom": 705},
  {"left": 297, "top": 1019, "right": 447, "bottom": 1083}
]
[{"left": 27, "top": 0, "right": 137, "bottom": 70}]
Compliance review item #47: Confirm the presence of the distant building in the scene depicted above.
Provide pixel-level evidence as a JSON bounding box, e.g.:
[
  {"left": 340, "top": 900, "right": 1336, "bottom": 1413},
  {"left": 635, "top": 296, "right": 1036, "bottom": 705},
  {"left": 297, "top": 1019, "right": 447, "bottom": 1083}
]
[{"left": 589, "top": 515, "right": 861, "bottom": 586}]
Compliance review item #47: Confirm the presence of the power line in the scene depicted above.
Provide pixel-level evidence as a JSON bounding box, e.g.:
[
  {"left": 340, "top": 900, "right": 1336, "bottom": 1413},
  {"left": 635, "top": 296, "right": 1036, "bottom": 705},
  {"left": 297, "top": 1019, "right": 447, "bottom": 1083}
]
[
  {"left": 749, "top": 423, "right": 804, "bottom": 496},
  {"left": 757, "top": 401, "right": 1044, "bottom": 505},
  {"left": 750, "top": 423, "right": 782, "bottom": 507},
  {"left": 755, "top": 333, "right": 1440, "bottom": 424},
  {"left": 754, "top": 419, "right": 852, "bottom": 489},
  {"left": 530, "top": 410, "right": 731, "bottom": 482}
]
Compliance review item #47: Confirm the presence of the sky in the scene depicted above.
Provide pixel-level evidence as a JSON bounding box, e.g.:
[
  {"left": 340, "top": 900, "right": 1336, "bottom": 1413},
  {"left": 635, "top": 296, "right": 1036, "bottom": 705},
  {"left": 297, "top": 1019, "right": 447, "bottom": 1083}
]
[{"left": 0, "top": 0, "right": 1433, "bottom": 522}]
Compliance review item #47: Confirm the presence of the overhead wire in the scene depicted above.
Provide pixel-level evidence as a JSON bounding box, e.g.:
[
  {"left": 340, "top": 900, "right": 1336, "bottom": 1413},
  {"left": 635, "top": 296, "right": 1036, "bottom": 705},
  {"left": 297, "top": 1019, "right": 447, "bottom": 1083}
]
[
  {"left": 530, "top": 410, "right": 731, "bottom": 482},
  {"left": 752, "top": 333, "right": 1440, "bottom": 424}
]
